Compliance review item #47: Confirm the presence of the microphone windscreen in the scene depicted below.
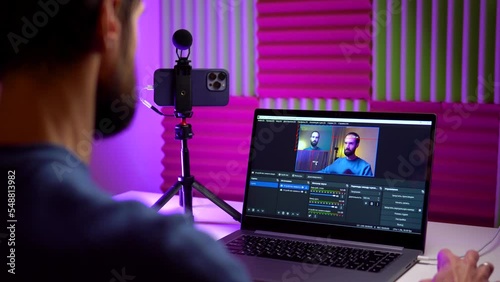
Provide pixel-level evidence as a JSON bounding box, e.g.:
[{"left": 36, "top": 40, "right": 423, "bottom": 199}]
[{"left": 172, "top": 29, "right": 193, "bottom": 50}]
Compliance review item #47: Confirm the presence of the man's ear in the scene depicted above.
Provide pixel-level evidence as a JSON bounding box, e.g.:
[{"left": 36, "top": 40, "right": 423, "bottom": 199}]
[{"left": 95, "top": 0, "right": 122, "bottom": 52}]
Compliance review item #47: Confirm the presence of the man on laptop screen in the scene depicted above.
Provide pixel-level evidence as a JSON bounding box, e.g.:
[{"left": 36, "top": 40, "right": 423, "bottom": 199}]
[
  {"left": 318, "top": 131, "right": 374, "bottom": 176},
  {"left": 221, "top": 109, "right": 436, "bottom": 282}
]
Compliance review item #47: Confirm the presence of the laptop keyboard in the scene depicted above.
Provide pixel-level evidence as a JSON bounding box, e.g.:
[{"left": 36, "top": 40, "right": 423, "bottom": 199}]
[{"left": 225, "top": 235, "right": 401, "bottom": 272}]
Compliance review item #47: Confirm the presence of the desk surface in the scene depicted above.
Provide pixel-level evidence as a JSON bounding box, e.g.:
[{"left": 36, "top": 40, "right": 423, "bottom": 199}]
[{"left": 113, "top": 191, "right": 500, "bottom": 281}]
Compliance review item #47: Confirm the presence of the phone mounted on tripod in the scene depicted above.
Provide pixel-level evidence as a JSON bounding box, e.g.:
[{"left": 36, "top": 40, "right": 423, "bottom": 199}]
[
  {"left": 150, "top": 29, "right": 242, "bottom": 222},
  {"left": 153, "top": 29, "right": 229, "bottom": 111}
]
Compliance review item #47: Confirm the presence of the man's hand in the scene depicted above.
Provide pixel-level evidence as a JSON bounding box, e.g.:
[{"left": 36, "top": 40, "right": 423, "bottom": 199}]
[{"left": 420, "top": 248, "right": 495, "bottom": 282}]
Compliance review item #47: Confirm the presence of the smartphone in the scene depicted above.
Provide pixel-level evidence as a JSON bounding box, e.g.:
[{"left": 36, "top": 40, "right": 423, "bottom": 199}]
[{"left": 153, "top": 68, "right": 230, "bottom": 106}]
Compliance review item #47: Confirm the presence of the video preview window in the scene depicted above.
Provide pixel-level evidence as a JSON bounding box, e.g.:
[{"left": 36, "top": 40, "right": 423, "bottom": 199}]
[{"left": 295, "top": 125, "right": 380, "bottom": 177}]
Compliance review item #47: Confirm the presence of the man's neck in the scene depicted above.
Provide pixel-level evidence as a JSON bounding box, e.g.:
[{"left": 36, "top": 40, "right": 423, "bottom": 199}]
[
  {"left": 0, "top": 58, "right": 99, "bottom": 163},
  {"left": 346, "top": 155, "right": 358, "bottom": 161}
]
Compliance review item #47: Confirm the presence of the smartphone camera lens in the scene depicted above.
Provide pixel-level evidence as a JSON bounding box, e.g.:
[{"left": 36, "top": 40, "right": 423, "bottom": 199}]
[
  {"left": 208, "top": 72, "right": 217, "bottom": 81},
  {"left": 218, "top": 72, "right": 227, "bottom": 81},
  {"left": 207, "top": 71, "right": 227, "bottom": 91}
]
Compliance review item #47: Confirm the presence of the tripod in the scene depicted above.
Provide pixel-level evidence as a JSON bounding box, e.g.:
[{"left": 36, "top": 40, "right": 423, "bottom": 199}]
[
  {"left": 151, "top": 117, "right": 242, "bottom": 222},
  {"left": 151, "top": 29, "right": 241, "bottom": 222}
]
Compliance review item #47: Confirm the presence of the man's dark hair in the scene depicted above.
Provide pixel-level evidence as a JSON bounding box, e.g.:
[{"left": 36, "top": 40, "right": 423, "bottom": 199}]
[
  {"left": 0, "top": 0, "right": 140, "bottom": 78},
  {"left": 345, "top": 132, "right": 360, "bottom": 145}
]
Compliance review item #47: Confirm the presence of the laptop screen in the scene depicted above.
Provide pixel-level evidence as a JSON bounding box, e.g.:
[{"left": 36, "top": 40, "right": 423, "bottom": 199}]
[{"left": 243, "top": 109, "right": 436, "bottom": 241}]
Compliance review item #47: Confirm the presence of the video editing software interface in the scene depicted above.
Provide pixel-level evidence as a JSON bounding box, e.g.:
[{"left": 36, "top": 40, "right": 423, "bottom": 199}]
[{"left": 245, "top": 114, "right": 434, "bottom": 235}]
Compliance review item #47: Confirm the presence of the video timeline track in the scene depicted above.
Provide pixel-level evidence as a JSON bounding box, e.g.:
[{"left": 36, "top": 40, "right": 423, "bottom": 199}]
[
  {"left": 248, "top": 171, "right": 348, "bottom": 219},
  {"left": 246, "top": 171, "right": 425, "bottom": 233}
]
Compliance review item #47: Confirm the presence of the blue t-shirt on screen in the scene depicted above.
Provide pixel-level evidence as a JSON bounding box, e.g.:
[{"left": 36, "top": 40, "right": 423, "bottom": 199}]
[{"left": 319, "top": 157, "right": 373, "bottom": 176}]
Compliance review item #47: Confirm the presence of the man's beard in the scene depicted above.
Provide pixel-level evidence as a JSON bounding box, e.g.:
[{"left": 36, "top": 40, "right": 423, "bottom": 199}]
[
  {"left": 94, "top": 57, "right": 137, "bottom": 139},
  {"left": 344, "top": 148, "right": 354, "bottom": 157},
  {"left": 311, "top": 140, "right": 318, "bottom": 147}
]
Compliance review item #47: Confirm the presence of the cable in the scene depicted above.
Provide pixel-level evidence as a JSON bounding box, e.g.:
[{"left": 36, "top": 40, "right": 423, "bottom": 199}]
[
  {"left": 139, "top": 85, "right": 174, "bottom": 117},
  {"left": 417, "top": 255, "right": 436, "bottom": 261},
  {"left": 417, "top": 255, "right": 437, "bottom": 265},
  {"left": 416, "top": 225, "right": 500, "bottom": 265},
  {"left": 477, "top": 225, "right": 500, "bottom": 255}
]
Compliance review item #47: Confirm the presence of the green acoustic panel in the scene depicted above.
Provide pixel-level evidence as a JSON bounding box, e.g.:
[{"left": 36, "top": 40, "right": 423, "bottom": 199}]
[{"left": 373, "top": 0, "right": 498, "bottom": 104}]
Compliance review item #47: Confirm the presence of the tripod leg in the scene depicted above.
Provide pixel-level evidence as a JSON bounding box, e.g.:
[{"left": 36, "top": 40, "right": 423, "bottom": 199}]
[
  {"left": 192, "top": 181, "right": 242, "bottom": 222},
  {"left": 152, "top": 182, "right": 183, "bottom": 211},
  {"left": 182, "top": 182, "right": 194, "bottom": 222},
  {"left": 179, "top": 188, "right": 183, "bottom": 207}
]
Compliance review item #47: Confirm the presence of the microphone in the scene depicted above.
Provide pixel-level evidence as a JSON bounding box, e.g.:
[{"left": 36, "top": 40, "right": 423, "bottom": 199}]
[
  {"left": 172, "top": 29, "right": 193, "bottom": 51},
  {"left": 172, "top": 29, "right": 193, "bottom": 116}
]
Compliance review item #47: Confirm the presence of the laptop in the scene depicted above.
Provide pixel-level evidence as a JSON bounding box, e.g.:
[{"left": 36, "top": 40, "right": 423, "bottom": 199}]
[{"left": 219, "top": 108, "right": 436, "bottom": 282}]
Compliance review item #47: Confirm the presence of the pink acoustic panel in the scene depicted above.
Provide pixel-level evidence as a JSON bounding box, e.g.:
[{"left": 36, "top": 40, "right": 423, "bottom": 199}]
[
  {"left": 160, "top": 97, "right": 259, "bottom": 202},
  {"left": 257, "top": 0, "right": 372, "bottom": 100},
  {"left": 371, "top": 101, "right": 500, "bottom": 227}
]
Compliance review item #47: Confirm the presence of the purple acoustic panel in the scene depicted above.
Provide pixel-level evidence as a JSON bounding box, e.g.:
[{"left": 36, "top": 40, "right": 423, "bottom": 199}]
[{"left": 160, "top": 97, "right": 259, "bottom": 201}]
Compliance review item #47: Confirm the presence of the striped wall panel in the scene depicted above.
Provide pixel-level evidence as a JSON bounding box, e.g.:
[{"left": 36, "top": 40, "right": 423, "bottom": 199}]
[
  {"left": 259, "top": 98, "right": 369, "bottom": 111},
  {"left": 373, "top": 0, "right": 500, "bottom": 227},
  {"left": 371, "top": 101, "right": 500, "bottom": 227},
  {"left": 161, "top": 0, "right": 257, "bottom": 97},
  {"left": 159, "top": 1, "right": 259, "bottom": 201},
  {"left": 160, "top": 97, "right": 258, "bottom": 201},
  {"left": 157, "top": 1, "right": 499, "bottom": 227},
  {"left": 257, "top": 0, "right": 372, "bottom": 101},
  {"left": 374, "top": 0, "right": 500, "bottom": 103}
]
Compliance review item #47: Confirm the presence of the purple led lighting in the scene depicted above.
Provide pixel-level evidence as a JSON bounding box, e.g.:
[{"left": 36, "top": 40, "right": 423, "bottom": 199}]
[
  {"left": 400, "top": 0, "right": 407, "bottom": 102},
  {"left": 430, "top": 0, "right": 438, "bottom": 102},
  {"left": 445, "top": 0, "right": 454, "bottom": 103},
  {"left": 90, "top": 0, "right": 163, "bottom": 195},
  {"left": 460, "top": 0, "right": 470, "bottom": 103},
  {"left": 416, "top": 0, "right": 423, "bottom": 102},
  {"left": 477, "top": 0, "right": 487, "bottom": 104},
  {"left": 385, "top": 0, "right": 393, "bottom": 101},
  {"left": 496, "top": 0, "right": 500, "bottom": 104}
]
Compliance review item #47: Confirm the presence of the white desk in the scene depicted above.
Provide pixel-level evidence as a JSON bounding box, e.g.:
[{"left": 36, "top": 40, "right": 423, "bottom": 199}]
[{"left": 113, "top": 191, "right": 500, "bottom": 281}]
